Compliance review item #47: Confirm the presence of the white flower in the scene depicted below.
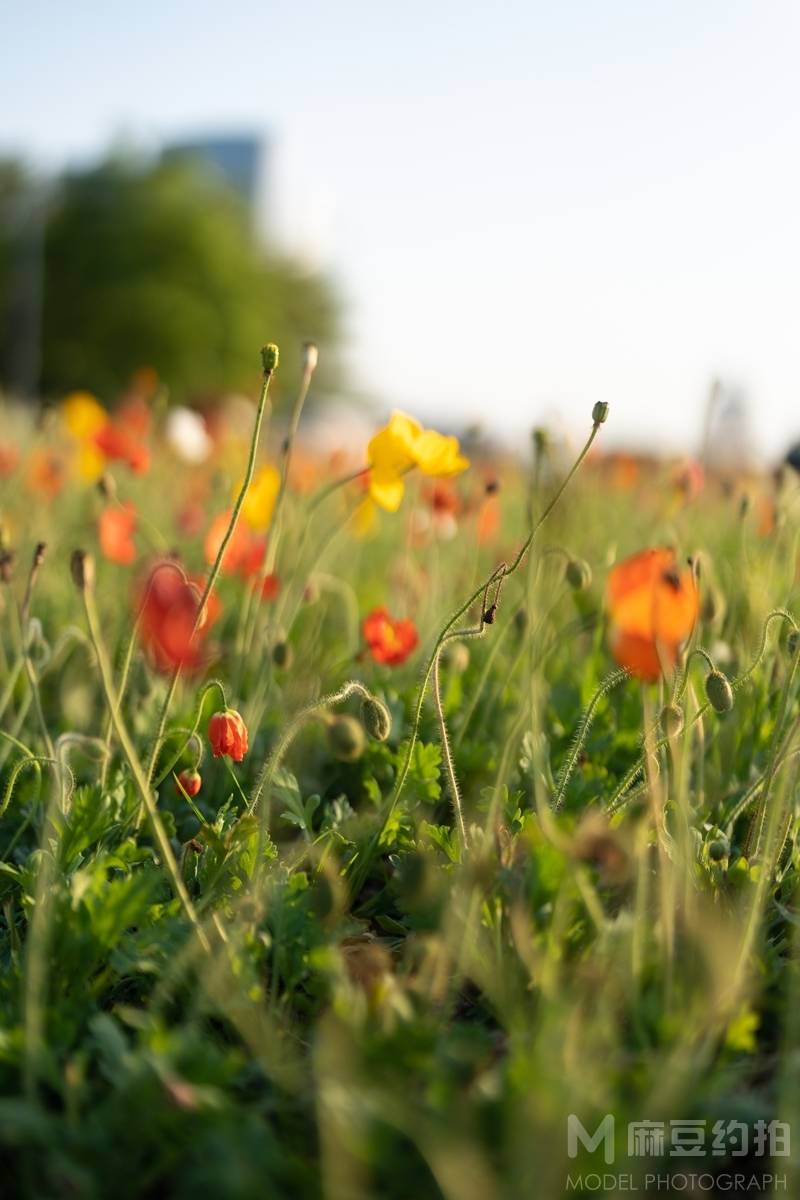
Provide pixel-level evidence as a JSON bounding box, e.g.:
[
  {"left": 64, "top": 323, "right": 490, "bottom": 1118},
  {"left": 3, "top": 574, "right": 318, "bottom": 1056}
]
[{"left": 165, "top": 407, "right": 212, "bottom": 464}]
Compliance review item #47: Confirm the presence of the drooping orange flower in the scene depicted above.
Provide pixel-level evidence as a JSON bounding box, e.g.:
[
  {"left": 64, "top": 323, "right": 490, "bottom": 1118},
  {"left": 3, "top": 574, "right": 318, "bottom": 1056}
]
[
  {"left": 98, "top": 503, "right": 137, "bottom": 565},
  {"left": 136, "top": 560, "right": 210, "bottom": 674},
  {"left": 606, "top": 547, "right": 698, "bottom": 681},
  {"left": 208, "top": 709, "right": 249, "bottom": 762},
  {"left": 363, "top": 607, "right": 419, "bottom": 666}
]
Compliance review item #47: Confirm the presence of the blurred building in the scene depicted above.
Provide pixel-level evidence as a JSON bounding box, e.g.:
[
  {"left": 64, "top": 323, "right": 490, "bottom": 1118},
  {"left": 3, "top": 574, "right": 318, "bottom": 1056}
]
[{"left": 161, "top": 134, "right": 269, "bottom": 231}]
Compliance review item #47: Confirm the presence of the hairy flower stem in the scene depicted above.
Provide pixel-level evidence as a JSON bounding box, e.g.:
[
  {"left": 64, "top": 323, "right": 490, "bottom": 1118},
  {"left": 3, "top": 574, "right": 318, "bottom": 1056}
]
[
  {"left": 610, "top": 609, "right": 799, "bottom": 812},
  {"left": 242, "top": 355, "right": 316, "bottom": 662},
  {"left": 82, "top": 584, "right": 208, "bottom": 949},
  {"left": 432, "top": 652, "right": 468, "bottom": 847},
  {"left": 347, "top": 417, "right": 604, "bottom": 893},
  {"left": 746, "top": 640, "right": 800, "bottom": 858},
  {"left": 553, "top": 668, "right": 630, "bottom": 810},
  {"left": 99, "top": 617, "right": 141, "bottom": 788},
  {"left": 250, "top": 681, "right": 375, "bottom": 871},
  {"left": 144, "top": 361, "right": 277, "bottom": 789}
]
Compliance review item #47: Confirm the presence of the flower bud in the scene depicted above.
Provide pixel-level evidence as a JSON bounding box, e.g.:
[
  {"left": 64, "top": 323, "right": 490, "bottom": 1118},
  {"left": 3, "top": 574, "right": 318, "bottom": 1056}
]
[
  {"left": 260, "top": 343, "right": 280, "bottom": 376},
  {"left": 70, "top": 549, "right": 95, "bottom": 591},
  {"left": 708, "top": 838, "right": 728, "bottom": 862},
  {"left": 272, "top": 640, "right": 294, "bottom": 670},
  {"left": 32, "top": 542, "right": 46, "bottom": 570},
  {"left": 705, "top": 669, "right": 734, "bottom": 713},
  {"left": 565, "top": 558, "right": 592, "bottom": 591},
  {"left": 0, "top": 550, "right": 15, "bottom": 584},
  {"left": 362, "top": 696, "right": 391, "bottom": 742},
  {"left": 97, "top": 472, "right": 117, "bottom": 502},
  {"left": 302, "top": 341, "right": 319, "bottom": 375},
  {"left": 592, "top": 401, "right": 609, "bottom": 425},
  {"left": 176, "top": 768, "right": 202, "bottom": 798},
  {"left": 327, "top": 715, "right": 366, "bottom": 762},
  {"left": 660, "top": 703, "right": 684, "bottom": 739}
]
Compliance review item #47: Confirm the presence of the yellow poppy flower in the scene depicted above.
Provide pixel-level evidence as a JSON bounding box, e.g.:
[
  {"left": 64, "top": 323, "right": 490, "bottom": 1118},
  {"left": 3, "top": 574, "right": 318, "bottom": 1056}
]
[
  {"left": 62, "top": 392, "right": 108, "bottom": 440},
  {"left": 367, "top": 411, "right": 469, "bottom": 512},
  {"left": 238, "top": 464, "right": 280, "bottom": 531},
  {"left": 412, "top": 430, "right": 470, "bottom": 477},
  {"left": 77, "top": 441, "right": 106, "bottom": 483}
]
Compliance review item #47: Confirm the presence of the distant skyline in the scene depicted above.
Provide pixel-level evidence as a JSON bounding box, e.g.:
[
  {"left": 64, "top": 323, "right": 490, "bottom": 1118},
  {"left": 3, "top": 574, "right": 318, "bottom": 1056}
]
[{"left": 3, "top": 0, "right": 800, "bottom": 460}]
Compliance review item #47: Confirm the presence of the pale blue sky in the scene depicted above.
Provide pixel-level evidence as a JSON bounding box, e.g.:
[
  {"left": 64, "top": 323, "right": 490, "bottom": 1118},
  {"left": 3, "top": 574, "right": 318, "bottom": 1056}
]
[{"left": 3, "top": 0, "right": 800, "bottom": 457}]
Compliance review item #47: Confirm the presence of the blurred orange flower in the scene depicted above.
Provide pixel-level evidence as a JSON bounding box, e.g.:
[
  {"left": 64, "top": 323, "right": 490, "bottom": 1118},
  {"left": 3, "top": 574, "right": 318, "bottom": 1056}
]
[
  {"left": 27, "top": 449, "right": 66, "bottom": 499},
  {"left": 363, "top": 607, "right": 419, "bottom": 666},
  {"left": 203, "top": 511, "right": 266, "bottom": 578},
  {"left": 99, "top": 503, "right": 137, "bottom": 565},
  {"left": 137, "top": 561, "right": 211, "bottom": 674},
  {"left": 606, "top": 547, "right": 698, "bottom": 681}
]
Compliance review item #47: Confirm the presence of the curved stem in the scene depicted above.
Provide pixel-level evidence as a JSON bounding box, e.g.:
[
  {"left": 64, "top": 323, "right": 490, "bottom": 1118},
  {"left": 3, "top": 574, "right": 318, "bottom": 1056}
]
[{"left": 144, "top": 366, "right": 276, "bottom": 787}]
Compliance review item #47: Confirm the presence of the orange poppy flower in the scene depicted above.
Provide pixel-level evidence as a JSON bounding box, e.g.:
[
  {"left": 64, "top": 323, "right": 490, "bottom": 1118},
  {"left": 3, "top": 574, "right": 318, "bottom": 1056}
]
[
  {"left": 363, "top": 607, "right": 419, "bottom": 666},
  {"left": 98, "top": 503, "right": 137, "bottom": 565},
  {"left": 606, "top": 547, "right": 698, "bottom": 681}
]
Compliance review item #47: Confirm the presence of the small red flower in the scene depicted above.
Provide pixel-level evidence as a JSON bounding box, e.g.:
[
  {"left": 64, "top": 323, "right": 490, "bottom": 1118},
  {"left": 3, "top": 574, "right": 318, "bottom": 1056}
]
[
  {"left": 363, "top": 607, "right": 419, "bottom": 666},
  {"left": 208, "top": 709, "right": 249, "bottom": 761},
  {"left": 176, "top": 768, "right": 202, "bottom": 798},
  {"left": 137, "top": 560, "right": 208, "bottom": 674},
  {"left": 94, "top": 421, "right": 150, "bottom": 474},
  {"left": 98, "top": 503, "right": 137, "bottom": 565}
]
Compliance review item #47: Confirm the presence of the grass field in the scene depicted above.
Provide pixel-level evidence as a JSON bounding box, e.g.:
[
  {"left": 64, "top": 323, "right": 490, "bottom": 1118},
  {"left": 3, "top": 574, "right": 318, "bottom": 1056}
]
[{"left": 1, "top": 347, "right": 798, "bottom": 1199}]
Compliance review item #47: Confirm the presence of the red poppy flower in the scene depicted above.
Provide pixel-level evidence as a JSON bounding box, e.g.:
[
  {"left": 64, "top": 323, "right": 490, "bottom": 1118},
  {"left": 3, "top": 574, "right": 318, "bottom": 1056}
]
[
  {"left": 98, "top": 503, "right": 137, "bottom": 565},
  {"left": 208, "top": 709, "right": 249, "bottom": 761},
  {"left": 363, "top": 607, "right": 419, "bottom": 666},
  {"left": 176, "top": 768, "right": 202, "bottom": 797},
  {"left": 93, "top": 422, "right": 150, "bottom": 474},
  {"left": 606, "top": 547, "right": 698, "bottom": 681},
  {"left": 137, "top": 560, "right": 208, "bottom": 674}
]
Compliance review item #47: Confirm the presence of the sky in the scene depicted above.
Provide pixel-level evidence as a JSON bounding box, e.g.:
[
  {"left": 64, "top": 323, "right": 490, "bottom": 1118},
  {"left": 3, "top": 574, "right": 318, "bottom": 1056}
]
[{"left": 3, "top": 0, "right": 800, "bottom": 459}]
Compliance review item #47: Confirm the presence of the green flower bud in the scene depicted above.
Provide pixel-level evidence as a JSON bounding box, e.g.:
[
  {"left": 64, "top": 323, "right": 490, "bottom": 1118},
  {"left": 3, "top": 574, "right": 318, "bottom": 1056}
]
[
  {"left": 708, "top": 838, "right": 729, "bottom": 862},
  {"left": 565, "top": 558, "right": 592, "bottom": 591},
  {"left": 592, "top": 401, "right": 609, "bottom": 425},
  {"left": 328, "top": 715, "right": 366, "bottom": 762},
  {"left": 260, "top": 343, "right": 280, "bottom": 375},
  {"left": 660, "top": 704, "right": 684, "bottom": 739},
  {"left": 272, "top": 640, "right": 294, "bottom": 670},
  {"left": 70, "top": 549, "right": 95, "bottom": 591},
  {"left": 705, "top": 669, "right": 734, "bottom": 713},
  {"left": 362, "top": 696, "right": 391, "bottom": 741}
]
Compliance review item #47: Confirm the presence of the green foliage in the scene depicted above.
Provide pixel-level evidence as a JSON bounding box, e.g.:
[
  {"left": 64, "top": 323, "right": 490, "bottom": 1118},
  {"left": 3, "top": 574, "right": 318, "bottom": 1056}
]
[{"left": 0, "top": 153, "right": 341, "bottom": 402}]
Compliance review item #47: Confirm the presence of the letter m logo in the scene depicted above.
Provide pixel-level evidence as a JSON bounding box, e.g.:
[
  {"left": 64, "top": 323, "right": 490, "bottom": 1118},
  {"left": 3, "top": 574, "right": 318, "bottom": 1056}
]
[{"left": 567, "top": 1114, "right": 615, "bottom": 1164}]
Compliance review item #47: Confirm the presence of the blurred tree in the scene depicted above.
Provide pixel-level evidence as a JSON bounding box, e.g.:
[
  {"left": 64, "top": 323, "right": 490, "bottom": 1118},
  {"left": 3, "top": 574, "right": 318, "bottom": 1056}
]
[{"left": 0, "top": 153, "right": 341, "bottom": 404}]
